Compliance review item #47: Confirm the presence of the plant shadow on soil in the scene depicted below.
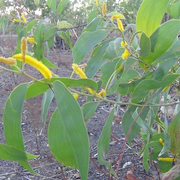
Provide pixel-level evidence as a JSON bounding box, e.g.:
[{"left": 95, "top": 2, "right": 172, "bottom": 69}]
[{"left": 0, "top": 43, "right": 161, "bottom": 179}]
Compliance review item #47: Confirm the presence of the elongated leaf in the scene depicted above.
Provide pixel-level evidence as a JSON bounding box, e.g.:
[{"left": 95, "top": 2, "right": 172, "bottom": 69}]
[
  {"left": 155, "top": 40, "right": 180, "bottom": 64},
  {"left": 73, "top": 29, "right": 110, "bottom": 64},
  {"left": 143, "top": 146, "right": 149, "bottom": 170},
  {"left": 152, "top": 58, "right": 178, "bottom": 81},
  {"left": 53, "top": 81, "right": 89, "bottom": 180},
  {"left": 25, "top": 78, "right": 98, "bottom": 99},
  {"left": 0, "top": 143, "right": 37, "bottom": 161},
  {"left": 133, "top": 109, "right": 152, "bottom": 135},
  {"left": 26, "top": 19, "right": 38, "bottom": 32},
  {"left": 40, "top": 56, "right": 57, "bottom": 68},
  {"left": 48, "top": 109, "right": 78, "bottom": 168},
  {"left": 3, "top": 83, "right": 36, "bottom": 174},
  {"left": 136, "top": 0, "right": 169, "bottom": 37},
  {"left": 101, "top": 59, "right": 119, "bottom": 86},
  {"left": 168, "top": 111, "right": 180, "bottom": 155},
  {"left": 122, "top": 106, "right": 140, "bottom": 144},
  {"left": 169, "top": 1, "right": 180, "bottom": 19},
  {"left": 85, "top": 39, "right": 113, "bottom": 78},
  {"left": 47, "top": 0, "right": 56, "bottom": 11},
  {"left": 140, "top": 32, "right": 151, "bottom": 57},
  {"left": 97, "top": 108, "right": 117, "bottom": 177},
  {"left": 34, "top": 21, "right": 44, "bottom": 45},
  {"left": 84, "top": 17, "right": 101, "bottom": 32},
  {"left": 57, "top": 21, "right": 72, "bottom": 28},
  {"left": 44, "top": 27, "right": 58, "bottom": 41},
  {"left": 82, "top": 101, "right": 99, "bottom": 121},
  {"left": 57, "top": 0, "right": 69, "bottom": 14},
  {"left": 141, "top": 20, "right": 180, "bottom": 65},
  {"left": 131, "top": 74, "right": 180, "bottom": 103},
  {"left": 42, "top": 89, "right": 54, "bottom": 123}
]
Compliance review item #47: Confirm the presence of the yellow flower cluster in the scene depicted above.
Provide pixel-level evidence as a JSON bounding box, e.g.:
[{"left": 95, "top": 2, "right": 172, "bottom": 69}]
[
  {"left": 117, "top": 65, "right": 123, "bottom": 71},
  {"left": 117, "top": 19, "right": 124, "bottom": 32},
  {"left": 13, "top": 54, "right": 52, "bottom": 80},
  {"left": 27, "top": 37, "right": 35, "bottom": 43},
  {"left": 111, "top": 14, "right": 123, "bottom": 21},
  {"left": 111, "top": 13, "right": 125, "bottom": 32},
  {"left": 73, "top": 93, "right": 79, "bottom": 99},
  {"left": 0, "top": 57, "right": 17, "bottom": 66},
  {"left": 13, "top": 13, "right": 27, "bottom": 24},
  {"left": 158, "top": 157, "right": 176, "bottom": 162},
  {"left": 122, "top": 49, "right": 130, "bottom": 59},
  {"left": 121, "top": 41, "right": 130, "bottom": 59},
  {"left": 72, "top": 63, "right": 106, "bottom": 97}
]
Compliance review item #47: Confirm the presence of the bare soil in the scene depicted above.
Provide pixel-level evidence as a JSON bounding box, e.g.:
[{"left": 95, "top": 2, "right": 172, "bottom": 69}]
[{"left": 0, "top": 37, "right": 161, "bottom": 180}]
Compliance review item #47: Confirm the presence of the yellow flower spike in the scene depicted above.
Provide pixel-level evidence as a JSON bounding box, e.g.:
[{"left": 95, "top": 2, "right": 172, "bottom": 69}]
[
  {"left": 13, "top": 54, "right": 52, "bottom": 80},
  {"left": 13, "top": 19, "right": 23, "bottom": 23},
  {"left": 163, "top": 85, "right": 171, "bottom": 92},
  {"left": 102, "top": 3, "right": 106, "bottom": 15},
  {"left": 159, "top": 138, "right": 164, "bottom": 146},
  {"left": 27, "top": 37, "right": 35, "bottom": 43},
  {"left": 117, "top": 19, "right": 124, "bottom": 32},
  {"left": 96, "top": 0, "right": 99, "bottom": 6},
  {"left": 72, "top": 63, "right": 87, "bottom": 78},
  {"left": 158, "top": 157, "right": 176, "bottom": 162},
  {"left": 117, "top": 65, "right": 123, "bottom": 71},
  {"left": 111, "top": 14, "right": 123, "bottom": 21},
  {"left": 21, "top": 37, "right": 27, "bottom": 62},
  {"left": 84, "top": 87, "right": 96, "bottom": 95},
  {"left": 121, "top": 41, "right": 127, "bottom": 48},
  {"left": 73, "top": 93, "right": 79, "bottom": 99},
  {"left": 122, "top": 49, "right": 130, "bottom": 59},
  {"left": 21, "top": 13, "right": 27, "bottom": 23},
  {"left": 0, "top": 57, "right": 17, "bottom": 66},
  {"left": 97, "top": 89, "right": 106, "bottom": 97}
]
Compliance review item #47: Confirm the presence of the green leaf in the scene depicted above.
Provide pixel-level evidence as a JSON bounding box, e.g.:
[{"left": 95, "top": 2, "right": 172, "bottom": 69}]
[
  {"left": 120, "top": 69, "right": 140, "bottom": 84},
  {"left": 169, "top": 1, "right": 180, "bottom": 18},
  {"left": 97, "top": 108, "right": 117, "bottom": 177},
  {"left": 47, "top": 0, "right": 56, "bottom": 11},
  {"left": 26, "top": 19, "right": 38, "bottom": 32},
  {"left": 140, "top": 32, "right": 151, "bottom": 57},
  {"left": 168, "top": 111, "right": 180, "bottom": 155},
  {"left": 3, "top": 83, "right": 36, "bottom": 174},
  {"left": 34, "top": 21, "right": 44, "bottom": 45},
  {"left": 82, "top": 101, "right": 100, "bottom": 122},
  {"left": 44, "top": 27, "right": 58, "bottom": 41},
  {"left": 136, "top": 0, "right": 169, "bottom": 37},
  {"left": 103, "top": 38, "right": 123, "bottom": 60},
  {"left": 53, "top": 81, "right": 89, "bottom": 180},
  {"left": 33, "top": 43, "right": 44, "bottom": 60},
  {"left": 42, "top": 89, "right": 54, "bottom": 123},
  {"left": 101, "top": 59, "right": 119, "bottom": 86},
  {"left": 141, "top": 20, "right": 180, "bottom": 65},
  {"left": 88, "top": 10, "right": 98, "bottom": 24},
  {"left": 73, "top": 29, "right": 110, "bottom": 64},
  {"left": 132, "top": 109, "right": 153, "bottom": 135},
  {"left": 57, "top": 21, "right": 72, "bottom": 29},
  {"left": 84, "top": 17, "right": 101, "bottom": 32},
  {"left": 155, "top": 40, "right": 180, "bottom": 64},
  {"left": 131, "top": 74, "right": 180, "bottom": 103},
  {"left": 48, "top": 109, "right": 78, "bottom": 168},
  {"left": 40, "top": 56, "right": 57, "bottom": 68},
  {"left": 143, "top": 146, "right": 149, "bottom": 170},
  {"left": 122, "top": 106, "right": 140, "bottom": 144},
  {"left": 85, "top": 39, "right": 113, "bottom": 78},
  {"left": 0, "top": 143, "right": 38, "bottom": 161},
  {"left": 25, "top": 78, "right": 98, "bottom": 99},
  {"left": 57, "top": 0, "right": 69, "bottom": 14},
  {"left": 152, "top": 58, "right": 178, "bottom": 81}
]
